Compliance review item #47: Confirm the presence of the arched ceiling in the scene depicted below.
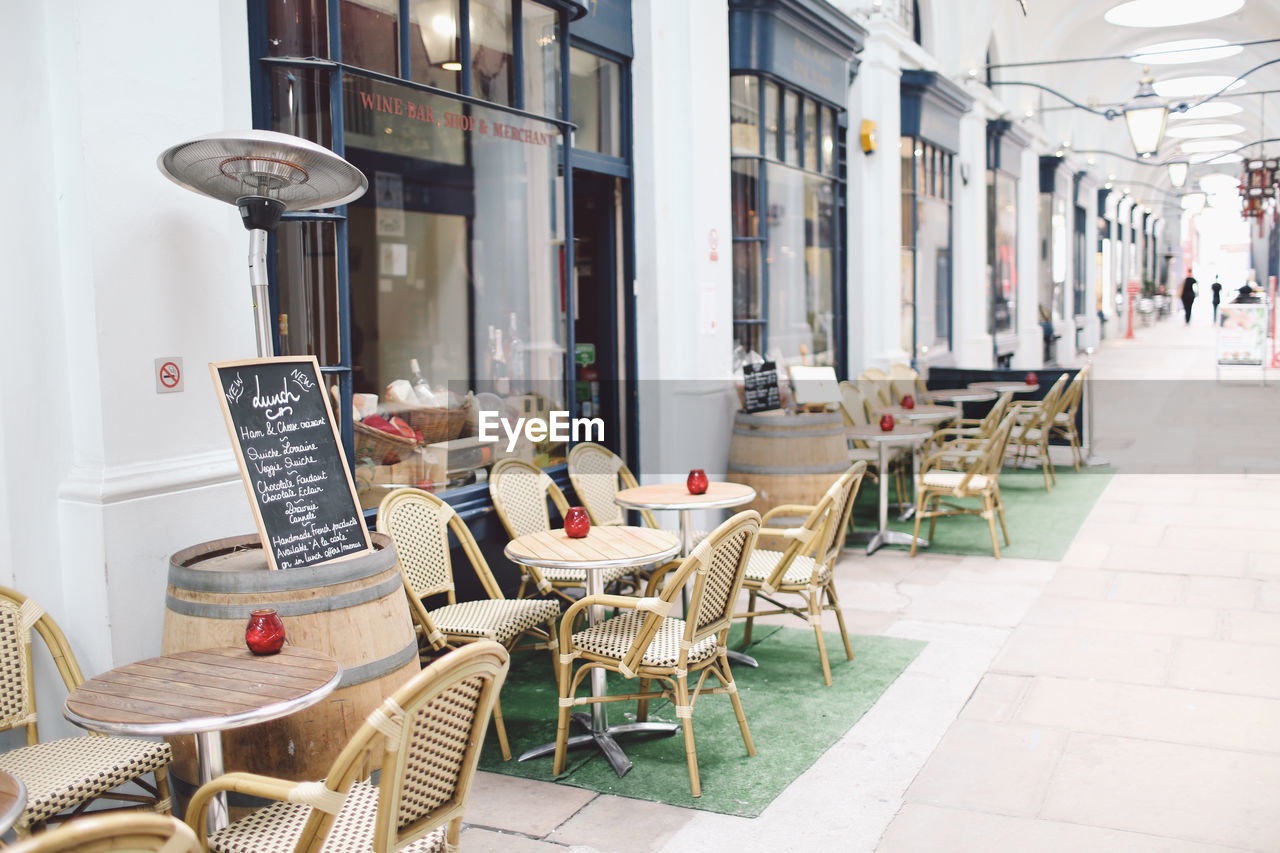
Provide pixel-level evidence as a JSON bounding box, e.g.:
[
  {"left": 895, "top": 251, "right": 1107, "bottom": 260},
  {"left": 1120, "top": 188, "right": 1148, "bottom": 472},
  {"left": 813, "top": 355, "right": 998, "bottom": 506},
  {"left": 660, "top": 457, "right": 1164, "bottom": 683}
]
[{"left": 981, "top": 0, "right": 1280, "bottom": 207}]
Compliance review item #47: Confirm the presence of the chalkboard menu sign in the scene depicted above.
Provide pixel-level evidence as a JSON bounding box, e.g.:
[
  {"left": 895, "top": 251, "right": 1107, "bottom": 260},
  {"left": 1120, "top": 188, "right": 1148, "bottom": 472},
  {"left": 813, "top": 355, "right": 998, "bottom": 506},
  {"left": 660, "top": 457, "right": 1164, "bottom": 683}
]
[
  {"left": 211, "top": 356, "right": 372, "bottom": 571},
  {"left": 743, "top": 362, "right": 782, "bottom": 413}
]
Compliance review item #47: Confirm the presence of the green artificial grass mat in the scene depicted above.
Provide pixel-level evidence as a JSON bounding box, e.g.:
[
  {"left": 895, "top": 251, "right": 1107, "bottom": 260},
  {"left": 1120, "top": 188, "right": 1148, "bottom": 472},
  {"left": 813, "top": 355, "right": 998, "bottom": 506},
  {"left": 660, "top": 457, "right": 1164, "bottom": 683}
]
[
  {"left": 477, "top": 624, "right": 925, "bottom": 817},
  {"left": 851, "top": 464, "right": 1116, "bottom": 561}
]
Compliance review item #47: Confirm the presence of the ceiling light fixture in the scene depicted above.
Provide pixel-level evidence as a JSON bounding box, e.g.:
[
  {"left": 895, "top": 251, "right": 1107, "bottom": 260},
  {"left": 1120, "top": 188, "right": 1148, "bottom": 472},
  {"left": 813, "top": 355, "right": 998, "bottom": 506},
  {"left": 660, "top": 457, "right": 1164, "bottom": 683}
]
[
  {"left": 1129, "top": 38, "right": 1242, "bottom": 65},
  {"left": 1104, "top": 0, "right": 1243, "bottom": 28},
  {"left": 1167, "top": 148, "right": 1189, "bottom": 188},
  {"left": 1166, "top": 122, "right": 1246, "bottom": 139}
]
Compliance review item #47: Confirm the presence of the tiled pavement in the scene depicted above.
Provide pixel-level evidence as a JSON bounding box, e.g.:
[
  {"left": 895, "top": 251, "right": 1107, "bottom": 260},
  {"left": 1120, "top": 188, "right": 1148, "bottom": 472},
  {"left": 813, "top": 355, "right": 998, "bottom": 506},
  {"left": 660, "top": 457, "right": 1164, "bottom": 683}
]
[{"left": 462, "top": 308, "right": 1280, "bottom": 852}]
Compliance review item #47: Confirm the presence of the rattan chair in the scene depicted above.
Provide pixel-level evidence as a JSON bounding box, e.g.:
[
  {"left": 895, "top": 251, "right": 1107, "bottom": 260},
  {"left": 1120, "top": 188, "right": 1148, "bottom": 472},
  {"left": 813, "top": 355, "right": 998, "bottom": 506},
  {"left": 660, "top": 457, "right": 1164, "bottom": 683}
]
[
  {"left": 376, "top": 487, "right": 559, "bottom": 761},
  {"left": 910, "top": 413, "right": 1016, "bottom": 558},
  {"left": 489, "top": 458, "right": 632, "bottom": 602},
  {"left": 0, "top": 587, "right": 172, "bottom": 839},
  {"left": 1007, "top": 374, "right": 1070, "bottom": 491},
  {"left": 735, "top": 462, "right": 867, "bottom": 687},
  {"left": 6, "top": 813, "right": 200, "bottom": 853},
  {"left": 838, "top": 381, "right": 904, "bottom": 505},
  {"left": 925, "top": 390, "right": 1014, "bottom": 458},
  {"left": 854, "top": 368, "right": 893, "bottom": 409},
  {"left": 888, "top": 362, "right": 927, "bottom": 404},
  {"left": 1049, "top": 365, "right": 1089, "bottom": 471},
  {"left": 552, "top": 511, "right": 761, "bottom": 798},
  {"left": 187, "top": 641, "right": 509, "bottom": 853},
  {"left": 565, "top": 443, "right": 659, "bottom": 529}
]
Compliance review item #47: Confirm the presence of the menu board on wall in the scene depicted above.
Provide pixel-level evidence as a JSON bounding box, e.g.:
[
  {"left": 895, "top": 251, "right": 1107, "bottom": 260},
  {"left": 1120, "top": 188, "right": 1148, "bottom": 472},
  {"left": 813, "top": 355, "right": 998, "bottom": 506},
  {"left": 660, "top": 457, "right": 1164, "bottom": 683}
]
[
  {"left": 743, "top": 362, "right": 782, "bottom": 413},
  {"left": 211, "top": 356, "right": 371, "bottom": 571}
]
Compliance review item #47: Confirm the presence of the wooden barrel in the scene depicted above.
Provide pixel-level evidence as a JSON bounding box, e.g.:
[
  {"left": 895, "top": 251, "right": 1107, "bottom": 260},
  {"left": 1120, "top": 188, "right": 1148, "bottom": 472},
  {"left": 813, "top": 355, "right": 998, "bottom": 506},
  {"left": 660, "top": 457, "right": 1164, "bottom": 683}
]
[
  {"left": 162, "top": 532, "right": 417, "bottom": 810},
  {"left": 727, "top": 411, "right": 849, "bottom": 515}
]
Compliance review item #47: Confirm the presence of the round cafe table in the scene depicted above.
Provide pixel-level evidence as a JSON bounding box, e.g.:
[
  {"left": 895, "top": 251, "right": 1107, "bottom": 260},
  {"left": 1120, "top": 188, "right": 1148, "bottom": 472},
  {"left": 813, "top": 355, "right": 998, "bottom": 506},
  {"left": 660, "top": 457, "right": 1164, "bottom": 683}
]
[
  {"left": 927, "top": 387, "right": 997, "bottom": 420},
  {"left": 507, "top": 525, "right": 681, "bottom": 778},
  {"left": 874, "top": 402, "right": 956, "bottom": 427},
  {"left": 614, "top": 481, "right": 759, "bottom": 667},
  {"left": 845, "top": 423, "right": 932, "bottom": 554},
  {"left": 0, "top": 770, "right": 27, "bottom": 836},
  {"left": 64, "top": 646, "right": 341, "bottom": 836},
  {"left": 968, "top": 380, "right": 1038, "bottom": 396}
]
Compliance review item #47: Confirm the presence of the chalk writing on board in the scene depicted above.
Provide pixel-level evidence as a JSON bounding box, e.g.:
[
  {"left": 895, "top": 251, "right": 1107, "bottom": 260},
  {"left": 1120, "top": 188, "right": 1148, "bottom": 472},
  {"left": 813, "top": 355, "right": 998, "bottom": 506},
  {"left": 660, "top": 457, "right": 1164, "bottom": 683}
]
[
  {"left": 743, "top": 362, "right": 782, "bottom": 413},
  {"left": 212, "top": 357, "right": 371, "bottom": 570}
]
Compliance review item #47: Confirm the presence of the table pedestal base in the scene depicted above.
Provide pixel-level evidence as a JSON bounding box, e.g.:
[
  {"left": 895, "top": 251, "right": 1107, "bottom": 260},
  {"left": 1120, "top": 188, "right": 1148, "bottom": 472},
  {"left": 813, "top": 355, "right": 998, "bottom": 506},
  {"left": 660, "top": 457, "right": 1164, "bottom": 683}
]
[
  {"left": 196, "top": 730, "right": 228, "bottom": 835},
  {"left": 517, "top": 713, "right": 679, "bottom": 777},
  {"left": 850, "top": 528, "right": 929, "bottom": 555}
]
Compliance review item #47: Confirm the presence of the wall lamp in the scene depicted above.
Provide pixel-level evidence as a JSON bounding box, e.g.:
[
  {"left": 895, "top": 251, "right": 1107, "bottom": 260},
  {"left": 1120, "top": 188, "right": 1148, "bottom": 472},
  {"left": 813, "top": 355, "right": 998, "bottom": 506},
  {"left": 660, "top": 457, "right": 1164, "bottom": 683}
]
[{"left": 989, "top": 57, "right": 1280, "bottom": 159}]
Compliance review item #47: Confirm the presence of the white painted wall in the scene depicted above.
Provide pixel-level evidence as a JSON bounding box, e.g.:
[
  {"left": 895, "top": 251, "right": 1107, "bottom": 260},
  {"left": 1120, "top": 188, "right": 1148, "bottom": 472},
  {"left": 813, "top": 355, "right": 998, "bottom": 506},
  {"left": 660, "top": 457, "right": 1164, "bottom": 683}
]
[
  {"left": 952, "top": 102, "right": 994, "bottom": 368},
  {"left": 1013, "top": 141, "right": 1045, "bottom": 368},
  {"left": 2, "top": 0, "right": 258, "bottom": 738}
]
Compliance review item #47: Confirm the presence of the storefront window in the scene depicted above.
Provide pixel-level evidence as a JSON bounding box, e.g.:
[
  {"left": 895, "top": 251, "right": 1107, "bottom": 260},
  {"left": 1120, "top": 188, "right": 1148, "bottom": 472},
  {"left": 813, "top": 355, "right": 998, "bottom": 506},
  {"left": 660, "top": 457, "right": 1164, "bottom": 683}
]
[
  {"left": 901, "top": 137, "right": 953, "bottom": 356},
  {"left": 257, "top": 0, "right": 573, "bottom": 505},
  {"left": 988, "top": 170, "right": 1017, "bottom": 334},
  {"left": 730, "top": 76, "right": 759, "bottom": 155},
  {"left": 730, "top": 73, "right": 843, "bottom": 368},
  {"left": 409, "top": 0, "right": 461, "bottom": 91},
  {"left": 569, "top": 48, "right": 621, "bottom": 156}
]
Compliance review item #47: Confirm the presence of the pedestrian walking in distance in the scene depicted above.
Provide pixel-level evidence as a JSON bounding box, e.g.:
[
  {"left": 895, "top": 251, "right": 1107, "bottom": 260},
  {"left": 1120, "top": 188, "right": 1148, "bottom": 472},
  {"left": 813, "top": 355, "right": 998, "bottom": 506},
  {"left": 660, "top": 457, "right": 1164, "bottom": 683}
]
[
  {"left": 1211, "top": 277, "right": 1222, "bottom": 322},
  {"left": 1180, "top": 274, "right": 1197, "bottom": 324}
]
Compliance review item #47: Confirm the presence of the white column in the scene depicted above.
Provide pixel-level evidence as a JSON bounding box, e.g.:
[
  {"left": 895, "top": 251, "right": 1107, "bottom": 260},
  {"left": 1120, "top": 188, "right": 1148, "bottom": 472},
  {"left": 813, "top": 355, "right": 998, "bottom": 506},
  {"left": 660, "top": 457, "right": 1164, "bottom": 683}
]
[
  {"left": 1012, "top": 142, "right": 1043, "bottom": 368},
  {"left": 951, "top": 106, "right": 993, "bottom": 368},
  {"left": 631, "top": 0, "right": 736, "bottom": 483}
]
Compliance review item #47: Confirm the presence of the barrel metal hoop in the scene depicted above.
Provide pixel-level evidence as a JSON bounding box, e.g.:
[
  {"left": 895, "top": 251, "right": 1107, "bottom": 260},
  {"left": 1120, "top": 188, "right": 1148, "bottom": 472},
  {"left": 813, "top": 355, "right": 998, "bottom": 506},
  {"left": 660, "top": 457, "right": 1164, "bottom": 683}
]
[
  {"left": 339, "top": 639, "right": 419, "bottom": 687},
  {"left": 168, "top": 546, "right": 396, "bottom": 593},
  {"left": 728, "top": 462, "right": 849, "bottom": 475},
  {"left": 164, "top": 572, "right": 403, "bottom": 619}
]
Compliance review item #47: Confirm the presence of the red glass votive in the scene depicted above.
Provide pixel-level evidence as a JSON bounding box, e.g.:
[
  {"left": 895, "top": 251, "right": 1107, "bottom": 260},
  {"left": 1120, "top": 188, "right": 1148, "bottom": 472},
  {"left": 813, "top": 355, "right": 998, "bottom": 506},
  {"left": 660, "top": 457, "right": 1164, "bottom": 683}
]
[
  {"left": 901, "top": 394, "right": 915, "bottom": 409},
  {"left": 1025, "top": 372, "right": 1038, "bottom": 386},
  {"left": 245, "top": 608, "right": 285, "bottom": 655},
  {"left": 879, "top": 414, "right": 895, "bottom": 431},
  {"left": 564, "top": 506, "right": 591, "bottom": 538},
  {"left": 687, "top": 469, "right": 709, "bottom": 495}
]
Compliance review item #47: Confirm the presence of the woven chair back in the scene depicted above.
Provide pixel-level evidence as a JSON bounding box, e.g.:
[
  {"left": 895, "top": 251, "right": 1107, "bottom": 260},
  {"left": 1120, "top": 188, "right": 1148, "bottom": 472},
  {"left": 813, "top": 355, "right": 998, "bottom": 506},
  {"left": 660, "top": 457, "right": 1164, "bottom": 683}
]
[
  {"left": 837, "top": 381, "right": 872, "bottom": 427},
  {"left": 361, "top": 642, "right": 508, "bottom": 852},
  {"left": 0, "top": 587, "right": 83, "bottom": 744},
  {"left": 489, "top": 459, "right": 568, "bottom": 539},
  {"left": 1059, "top": 365, "right": 1088, "bottom": 418},
  {"left": 684, "top": 511, "right": 761, "bottom": 643},
  {"left": 376, "top": 489, "right": 459, "bottom": 601},
  {"left": 854, "top": 373, "right": 891, "bottom": 409},
  {"left": 5, "top": 813, "right": 201, "bottom": 853},
  {"left": 814, "top": 462, "right": 867, "bottom": 568},
  {"left": 1021, "top": 374, "right": 1069, "bottom": 432},
  {"left": 981, "top": 414, "right": 1018, "bottom": 480},
  {"left": 566, "top": 443, "right": 628, "bottom": 526},
  {"left": 887, "top": 363, "right": 918, "bottom": 402}
]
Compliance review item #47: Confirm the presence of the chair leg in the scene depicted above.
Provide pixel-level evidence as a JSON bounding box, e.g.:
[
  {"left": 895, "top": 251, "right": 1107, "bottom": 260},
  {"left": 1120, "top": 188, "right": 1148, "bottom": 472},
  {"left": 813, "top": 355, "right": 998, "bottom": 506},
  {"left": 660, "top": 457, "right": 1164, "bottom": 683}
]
[
  {"left": 153, "top": 765, "right": 173, "bottom": 814},
  {"left": 552, "top": 660, "right": 575, "bottom": 775},
  {"left": 994, "top": 488, "right": 1011, "bottom": 545},
  {"left": 809, "top": 593, "right": 834, "bottom": 687},
  {"left": 491, "top": 696, "right": 513, "bottom": 761},
  {"left": 637, "top": 677, "right": 651, "bottom": 722},
  {"left": 826, "top": 583, "right": 854, "bottom": 661},
  {"left": 927, "top": 493, "right": 942, "bottom": 540},
  {"left": 719, "top": 653, "right": 755, "bottom": 756},
  {"left": 910, "top": 490, "right": 927, "bottom": 557},
  {"left": 675, "top": 675, "right": 701, "bottom": 798},
  {"left": 742, "top": 590, "right": 757, "bottom": 646},
  {"left": 984, "top": 494, "right": 1001, "bottom": 559}
]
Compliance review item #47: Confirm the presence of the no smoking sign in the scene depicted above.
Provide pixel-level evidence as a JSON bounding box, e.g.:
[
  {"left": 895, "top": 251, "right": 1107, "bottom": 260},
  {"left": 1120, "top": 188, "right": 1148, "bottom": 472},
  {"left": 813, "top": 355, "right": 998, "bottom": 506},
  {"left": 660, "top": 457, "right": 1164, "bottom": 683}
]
[{"left": 155, "top": 357, "right": 184, "bottom": 394}]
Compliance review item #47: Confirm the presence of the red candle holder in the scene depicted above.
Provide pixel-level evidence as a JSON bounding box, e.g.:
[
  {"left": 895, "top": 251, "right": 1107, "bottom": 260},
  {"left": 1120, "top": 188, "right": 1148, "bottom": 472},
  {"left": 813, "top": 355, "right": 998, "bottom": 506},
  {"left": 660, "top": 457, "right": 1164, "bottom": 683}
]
[
  {"left": 686, "top": 469, "right": 709, "bottom": 495},
  {"left": 245, "top": 608, "right": 285, "bottom": 655},
  {"left": 879, "top": 413, "right": 895, "bottom": 431},
  {"left": 1025, "top": 372, "right": 1038, "bottom": 386},
  {"left": 901, "top": 394, "right": 915, "bottom": 410},
  {"left": 564, "top": 506, "right": 591, "bottom": 538}
]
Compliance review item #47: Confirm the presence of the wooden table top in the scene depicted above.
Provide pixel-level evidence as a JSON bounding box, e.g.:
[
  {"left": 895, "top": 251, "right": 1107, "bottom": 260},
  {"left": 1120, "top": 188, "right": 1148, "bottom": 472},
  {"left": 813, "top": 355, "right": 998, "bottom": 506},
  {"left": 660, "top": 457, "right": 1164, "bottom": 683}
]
[
  {"left": 846, "top": 423, "right": 933, "bottom": 443},
  {"left": 505, "top": 525, "right": 680, "bottom": 571},
  {"left": 64, "top": 646, "right": 341, "bottom": 737},
  {"left": 927, "top": 387, "right": 997, "bottom": 403},
  {"left": 969, "top": 381, "right": 1039, "bottom": 394},
  {"left": 0, "top": 770, "right": 26, "bottom": 836},
  {"left": 615, "top": 481, "right": 755, "bottom": 511}
]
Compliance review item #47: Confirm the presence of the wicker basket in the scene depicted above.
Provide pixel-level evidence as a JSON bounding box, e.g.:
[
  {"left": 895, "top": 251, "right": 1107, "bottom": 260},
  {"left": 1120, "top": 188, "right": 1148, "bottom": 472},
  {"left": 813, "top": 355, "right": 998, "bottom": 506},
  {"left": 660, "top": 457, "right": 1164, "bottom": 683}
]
[
  {"left": 394, "top": 405, "right": 469, "bottom": 444},
  {"left": 353, "top": 420, "right": 418, "bottom": 465}
]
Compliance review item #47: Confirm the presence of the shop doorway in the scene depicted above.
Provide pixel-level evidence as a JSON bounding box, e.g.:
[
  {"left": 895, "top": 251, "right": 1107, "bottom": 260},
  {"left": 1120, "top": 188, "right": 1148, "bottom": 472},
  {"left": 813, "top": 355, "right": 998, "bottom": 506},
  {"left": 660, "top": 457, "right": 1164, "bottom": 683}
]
[{"left": 572, "top": 170, "right": 628, "bottom": 458}]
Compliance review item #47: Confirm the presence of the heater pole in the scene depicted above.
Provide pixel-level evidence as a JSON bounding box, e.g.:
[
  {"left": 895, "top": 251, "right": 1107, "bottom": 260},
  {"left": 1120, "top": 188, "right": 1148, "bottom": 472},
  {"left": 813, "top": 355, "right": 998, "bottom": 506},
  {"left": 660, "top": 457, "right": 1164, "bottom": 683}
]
[{"left": 248, "top": 228, "right": 273, "bottom": 357}]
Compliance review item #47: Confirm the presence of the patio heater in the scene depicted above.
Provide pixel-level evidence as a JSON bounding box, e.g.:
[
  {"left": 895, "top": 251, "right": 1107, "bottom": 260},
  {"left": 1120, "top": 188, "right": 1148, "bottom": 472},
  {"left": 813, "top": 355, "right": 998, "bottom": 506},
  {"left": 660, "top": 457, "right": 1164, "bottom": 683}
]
[{"left": 157, "top": 130, "right": 368, "bottom": 356}]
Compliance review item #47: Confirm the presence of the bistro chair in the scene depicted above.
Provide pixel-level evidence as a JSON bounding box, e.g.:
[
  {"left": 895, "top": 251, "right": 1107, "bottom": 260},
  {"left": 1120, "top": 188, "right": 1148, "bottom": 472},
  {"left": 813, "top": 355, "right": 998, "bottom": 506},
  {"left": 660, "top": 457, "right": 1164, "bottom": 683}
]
[
  {"left": 1007, "top": 374, "right": 1070, "bottom": 491},
  {"left": 735, "top": 462, "right": 866, "bottom": 687},
  {"left": 838, "top": 381, "right": 904, "bottom": 507},
  {"left": 376, "top": 487, "right": 560, "bottom": 761},
  {"left": 0, "top": 587, "right": 173, "bottom": 839},
  {"left": 854, "top": 369, "right": 893, "bottom": 409},
  {"left": 489, "top": 458, "right": 633, "bottom": 602},
  {"left": 1049, "top": 365, "right": 1089, "bottom": 471},
  {"left": 186, "top": 641, "right": 509, "bottom": 853},
  {"left": 553, "top": 511, "right": 761, "bottom": 798},
  {"left": 911, "top": 413, "right": 1016, "bottom": 559},
  {"left": 925, "top": 390, "right": 1014, "bottom": 459},
  {"left": 887, "top": 362, "right": 929, "bottom": 404},
  {"left": 6, "top": 813, "right": 200, "bottom": 853}
]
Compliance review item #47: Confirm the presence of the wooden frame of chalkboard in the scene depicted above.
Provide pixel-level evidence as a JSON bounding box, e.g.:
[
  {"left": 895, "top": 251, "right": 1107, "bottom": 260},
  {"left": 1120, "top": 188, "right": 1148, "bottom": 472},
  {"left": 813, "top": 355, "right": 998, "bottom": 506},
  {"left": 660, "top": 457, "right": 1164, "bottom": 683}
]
[
  {"left": 211, "top": 356, "right": 372, "bottom": 571},
  {"left": 743, "top": 362, "right": 783, "bottom": 413}
]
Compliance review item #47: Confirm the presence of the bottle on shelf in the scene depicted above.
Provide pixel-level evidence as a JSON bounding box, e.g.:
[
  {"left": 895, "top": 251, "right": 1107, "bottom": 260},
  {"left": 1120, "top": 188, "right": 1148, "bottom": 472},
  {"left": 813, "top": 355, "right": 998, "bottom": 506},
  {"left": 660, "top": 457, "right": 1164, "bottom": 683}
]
[
  {"left": 507, "top": 312, "right": 525, "bottom": 391},
  {"left": 409, "top": 358, "right": 437, "bottom": 407},
  {"left": 490, "top": 327, "right": 509, "bottom": 395}
]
